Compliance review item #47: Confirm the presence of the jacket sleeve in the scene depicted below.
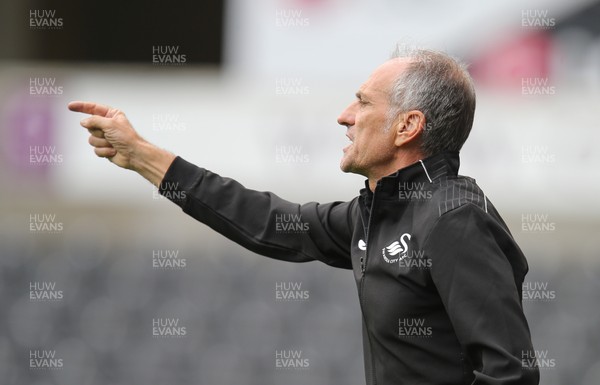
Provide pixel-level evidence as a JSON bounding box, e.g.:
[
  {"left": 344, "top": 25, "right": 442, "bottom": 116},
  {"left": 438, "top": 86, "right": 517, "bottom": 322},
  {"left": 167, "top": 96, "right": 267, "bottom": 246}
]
[
  {"left": 426, "top": 203, "right": 539, "bottom": 384},
  {"left": 157, "top": 156, "right": 354, "bottom": 269}
]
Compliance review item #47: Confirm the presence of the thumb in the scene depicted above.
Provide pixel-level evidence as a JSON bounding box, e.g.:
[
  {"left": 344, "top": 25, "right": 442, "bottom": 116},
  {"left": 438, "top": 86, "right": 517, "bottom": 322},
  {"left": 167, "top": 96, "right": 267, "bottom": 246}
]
[{"left": 80, "top": 115, "right": 113, "bottom": 132}]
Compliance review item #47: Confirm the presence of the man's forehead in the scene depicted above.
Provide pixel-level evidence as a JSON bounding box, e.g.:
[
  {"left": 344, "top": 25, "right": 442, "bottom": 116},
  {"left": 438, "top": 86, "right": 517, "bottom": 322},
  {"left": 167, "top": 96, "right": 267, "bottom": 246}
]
[{"left": 359, "top": 58, "right": 411, "bottom": 98}]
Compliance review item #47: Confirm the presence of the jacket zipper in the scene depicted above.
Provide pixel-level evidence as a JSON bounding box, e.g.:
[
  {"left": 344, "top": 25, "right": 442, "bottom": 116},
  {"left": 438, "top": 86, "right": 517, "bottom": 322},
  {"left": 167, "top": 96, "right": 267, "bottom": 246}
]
[
  {"left": 359, "top": 190, "right": 378, "bottom": 385},
  {"left": 357, "top": 207, "right": 368, "bottom": 275}
]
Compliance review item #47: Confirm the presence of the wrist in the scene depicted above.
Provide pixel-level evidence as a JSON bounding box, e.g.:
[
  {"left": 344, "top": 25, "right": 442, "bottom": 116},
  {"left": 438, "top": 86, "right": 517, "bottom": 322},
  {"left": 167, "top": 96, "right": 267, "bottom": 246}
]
[{"left": 130, "top": 140, "right": 176, "bottom": 187}]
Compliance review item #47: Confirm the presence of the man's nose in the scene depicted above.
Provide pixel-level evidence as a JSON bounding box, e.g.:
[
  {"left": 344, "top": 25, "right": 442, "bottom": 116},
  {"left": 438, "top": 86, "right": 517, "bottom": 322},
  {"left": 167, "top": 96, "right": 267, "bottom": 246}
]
[{"left": 337, "top": 102, "right": 356, "bottom": 127}]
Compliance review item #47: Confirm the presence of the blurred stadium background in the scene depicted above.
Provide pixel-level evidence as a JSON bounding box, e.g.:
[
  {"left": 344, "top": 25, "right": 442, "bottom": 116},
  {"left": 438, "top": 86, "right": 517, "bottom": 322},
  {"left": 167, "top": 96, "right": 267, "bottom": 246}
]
[{"left": 1, "top": 0, "right": 600, "bottom": 384}]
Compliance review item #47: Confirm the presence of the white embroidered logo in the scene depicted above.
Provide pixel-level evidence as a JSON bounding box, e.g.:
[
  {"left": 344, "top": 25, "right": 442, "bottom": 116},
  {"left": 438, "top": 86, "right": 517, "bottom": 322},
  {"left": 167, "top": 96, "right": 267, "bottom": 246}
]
[
  {"left": 358, "top": 239, "right": 367, "bottom": 251},
  {"left": 382, "top": 233, "right": 412, "bottom": 263}
]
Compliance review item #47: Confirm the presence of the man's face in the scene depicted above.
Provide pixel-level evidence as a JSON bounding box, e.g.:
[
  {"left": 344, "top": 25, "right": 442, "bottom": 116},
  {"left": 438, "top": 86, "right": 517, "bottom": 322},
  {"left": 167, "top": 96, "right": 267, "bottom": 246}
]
[{"left": 337, "top": 59, "right": 410, "bottom": 177}]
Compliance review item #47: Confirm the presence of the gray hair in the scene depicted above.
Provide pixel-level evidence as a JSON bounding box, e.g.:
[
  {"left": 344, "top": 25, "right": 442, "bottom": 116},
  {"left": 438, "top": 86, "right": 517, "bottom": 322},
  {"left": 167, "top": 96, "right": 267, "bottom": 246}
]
[{"left": 386, "top": 47, "right": 476, "bottom": 157}]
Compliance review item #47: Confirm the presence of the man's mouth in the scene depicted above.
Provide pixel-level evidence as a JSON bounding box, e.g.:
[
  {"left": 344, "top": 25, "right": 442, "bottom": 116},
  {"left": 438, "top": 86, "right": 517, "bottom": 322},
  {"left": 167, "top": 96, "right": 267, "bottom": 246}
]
[{"left": 343, "top": 134, "right": 354, "bottom": 153}]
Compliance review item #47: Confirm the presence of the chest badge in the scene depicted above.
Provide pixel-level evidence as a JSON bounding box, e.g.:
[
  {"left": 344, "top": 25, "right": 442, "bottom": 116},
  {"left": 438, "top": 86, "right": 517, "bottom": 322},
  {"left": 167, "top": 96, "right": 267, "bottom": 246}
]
[{"left": 382, "top": 233, "right": 412, "bottom": 263}]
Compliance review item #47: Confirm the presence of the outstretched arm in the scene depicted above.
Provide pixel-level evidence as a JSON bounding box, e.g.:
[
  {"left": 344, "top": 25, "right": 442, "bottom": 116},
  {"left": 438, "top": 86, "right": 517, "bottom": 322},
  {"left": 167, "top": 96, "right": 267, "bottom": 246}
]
[
  {"left": 68, "top": 101, "right": 354, "bottom": 268},
  {"left": 68, "top": 101, "right": 176, "bottom": 186}
]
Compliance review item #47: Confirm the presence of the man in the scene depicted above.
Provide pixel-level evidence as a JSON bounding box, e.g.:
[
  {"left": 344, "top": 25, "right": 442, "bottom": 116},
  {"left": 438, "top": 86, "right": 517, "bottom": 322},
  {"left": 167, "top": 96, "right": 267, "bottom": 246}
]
[{"left": 69, "top": 49, "right": 539, "bottom": 384}]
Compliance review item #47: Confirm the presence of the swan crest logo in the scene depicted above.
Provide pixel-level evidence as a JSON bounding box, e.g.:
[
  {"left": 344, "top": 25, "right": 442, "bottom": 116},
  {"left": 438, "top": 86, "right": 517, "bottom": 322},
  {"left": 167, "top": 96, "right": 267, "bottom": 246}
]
[{"left": 382, "top": 233, "right": 412, "bottom": 263}]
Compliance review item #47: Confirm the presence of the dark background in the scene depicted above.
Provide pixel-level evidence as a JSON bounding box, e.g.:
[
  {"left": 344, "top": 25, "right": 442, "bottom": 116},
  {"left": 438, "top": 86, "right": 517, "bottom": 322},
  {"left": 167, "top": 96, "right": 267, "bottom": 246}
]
[{"left": 0, "top": 0, "right": 224, "bottom": 63}]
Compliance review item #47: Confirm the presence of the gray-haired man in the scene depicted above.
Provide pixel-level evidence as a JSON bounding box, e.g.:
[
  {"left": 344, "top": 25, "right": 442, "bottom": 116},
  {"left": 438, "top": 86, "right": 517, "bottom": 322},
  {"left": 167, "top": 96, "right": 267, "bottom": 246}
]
[{"left": 70, "top": 49, "right": 539, "bottom": 384}]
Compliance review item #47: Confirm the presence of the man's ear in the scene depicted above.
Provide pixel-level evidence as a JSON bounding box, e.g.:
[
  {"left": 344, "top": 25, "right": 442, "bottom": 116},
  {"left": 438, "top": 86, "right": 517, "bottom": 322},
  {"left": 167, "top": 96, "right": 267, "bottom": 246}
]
[{"left": 394, "top": 110, "right": 425, "bottom": 147}]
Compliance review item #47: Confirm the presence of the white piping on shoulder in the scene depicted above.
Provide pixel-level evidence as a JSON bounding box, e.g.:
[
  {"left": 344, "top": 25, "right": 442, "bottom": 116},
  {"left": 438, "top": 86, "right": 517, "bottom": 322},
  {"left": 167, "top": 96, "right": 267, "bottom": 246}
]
[{"left": 419, "top": 160, "right": 433, "bottom": 183}]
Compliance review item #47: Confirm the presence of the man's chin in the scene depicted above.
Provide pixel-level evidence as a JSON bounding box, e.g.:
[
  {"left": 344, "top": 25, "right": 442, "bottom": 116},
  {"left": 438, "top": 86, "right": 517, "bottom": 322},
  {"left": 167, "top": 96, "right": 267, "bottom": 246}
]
[
  {"left": 340, "top": 158, "right": 362, "bottom": 175},
  {"left": 339, "top": 158, "right": 352, "bottom": 173}
]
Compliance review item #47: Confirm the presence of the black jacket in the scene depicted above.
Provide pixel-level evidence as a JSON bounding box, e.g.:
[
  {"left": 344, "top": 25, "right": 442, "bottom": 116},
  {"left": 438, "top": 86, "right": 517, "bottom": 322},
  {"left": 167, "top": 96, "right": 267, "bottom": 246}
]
[{"left": 159, "top": 151, "right": 539, "bottom": 385}]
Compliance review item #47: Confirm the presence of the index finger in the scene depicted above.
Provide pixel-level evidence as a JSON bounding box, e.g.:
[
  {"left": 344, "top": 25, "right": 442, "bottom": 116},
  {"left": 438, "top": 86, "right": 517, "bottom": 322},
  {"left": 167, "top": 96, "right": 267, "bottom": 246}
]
[{"left": 68, "top": 101, "right": 111, "bottom": 117}]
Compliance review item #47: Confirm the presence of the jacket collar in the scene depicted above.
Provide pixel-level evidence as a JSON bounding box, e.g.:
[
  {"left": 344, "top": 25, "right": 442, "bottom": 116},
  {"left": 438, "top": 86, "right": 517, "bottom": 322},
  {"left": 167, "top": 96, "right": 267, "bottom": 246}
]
[{"left": 360, "top": 151, "right": 460, "bottom": 201}]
